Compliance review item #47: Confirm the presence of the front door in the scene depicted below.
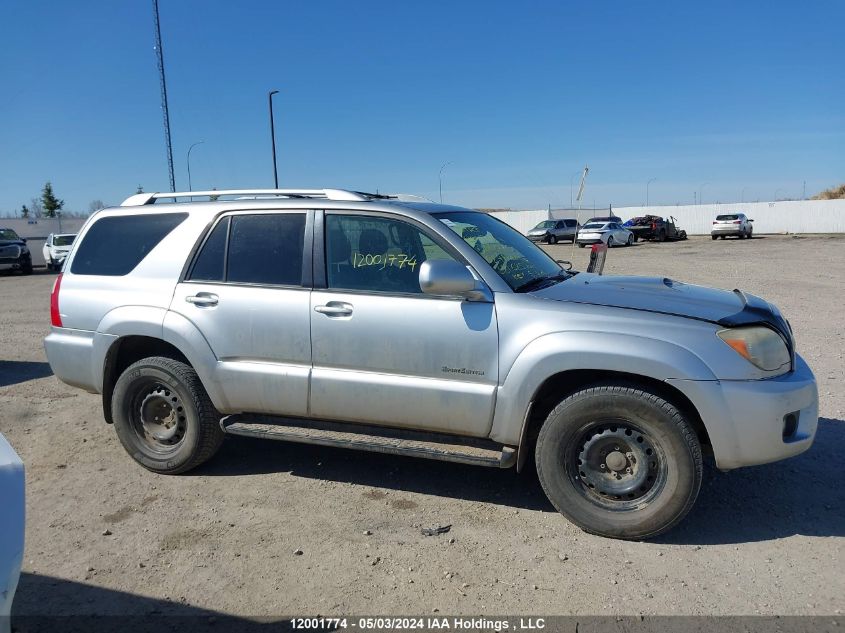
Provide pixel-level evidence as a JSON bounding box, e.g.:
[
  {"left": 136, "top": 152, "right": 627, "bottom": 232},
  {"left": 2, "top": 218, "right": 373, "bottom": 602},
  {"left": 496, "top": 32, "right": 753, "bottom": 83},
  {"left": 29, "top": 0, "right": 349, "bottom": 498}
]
[
  {"left": 170, "top": 210, "right": 312, "bottom": 416},
  {"left": 310, "top": 212, "right": 498, "bottom": 437}
]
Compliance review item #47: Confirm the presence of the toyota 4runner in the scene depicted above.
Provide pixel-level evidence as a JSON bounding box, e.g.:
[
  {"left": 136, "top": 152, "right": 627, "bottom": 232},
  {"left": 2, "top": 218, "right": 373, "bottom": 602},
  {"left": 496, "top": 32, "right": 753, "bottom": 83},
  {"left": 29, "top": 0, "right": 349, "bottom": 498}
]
[{"left": 44, "top": 189, "right": 818, "bottom": 539}]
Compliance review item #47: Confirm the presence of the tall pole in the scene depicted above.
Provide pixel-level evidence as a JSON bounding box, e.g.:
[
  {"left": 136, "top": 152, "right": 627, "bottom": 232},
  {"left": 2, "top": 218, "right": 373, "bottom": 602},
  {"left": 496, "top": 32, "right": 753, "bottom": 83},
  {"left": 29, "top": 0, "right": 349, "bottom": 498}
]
[
  {"left": 646, "top": 177, "right": 657, "bottom": 207},
  {"left": 269, "top": 90, "right": 279, "bottom": 188},
  {"left": 152, "top": 0, "right": 175, "bottom": 192},
  {"left": 187, "top": 140, "right": 205, "bottom": 195},
  {"left": 698, "top": 182, "right": 709, "bottom": 205},
  {"left": 569, "top": 170, "right": 582, "bottom": 208},
  {"left": 439, "top": 161, "right": 453, "bottom": 204}
]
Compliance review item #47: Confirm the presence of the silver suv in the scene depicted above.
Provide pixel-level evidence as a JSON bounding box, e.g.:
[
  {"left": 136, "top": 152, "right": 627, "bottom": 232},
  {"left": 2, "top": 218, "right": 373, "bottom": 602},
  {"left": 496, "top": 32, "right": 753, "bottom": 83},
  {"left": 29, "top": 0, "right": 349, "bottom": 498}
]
[
  {"left": 44, "top": 189, "right": 818, "bottom": 540},
  {"left": 712, "top": 212, "right": 753, "bottom": 239},
  {"left": 527, "top": 219, "right": 578, "bottom": 244}
]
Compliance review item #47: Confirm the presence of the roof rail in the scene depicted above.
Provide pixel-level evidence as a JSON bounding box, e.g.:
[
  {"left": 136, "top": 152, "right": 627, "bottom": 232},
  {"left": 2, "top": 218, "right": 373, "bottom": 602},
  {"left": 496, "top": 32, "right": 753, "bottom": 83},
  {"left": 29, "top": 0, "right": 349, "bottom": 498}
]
[{"left": 120, "top": 189, "right": 431, "bottom": 207}]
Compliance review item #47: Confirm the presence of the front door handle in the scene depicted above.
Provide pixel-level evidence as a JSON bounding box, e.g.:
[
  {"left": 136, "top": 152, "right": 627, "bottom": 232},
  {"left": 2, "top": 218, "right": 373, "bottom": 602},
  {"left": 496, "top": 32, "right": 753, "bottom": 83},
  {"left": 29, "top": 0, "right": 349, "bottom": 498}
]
[
  {"left": 185, "top": 293, "right": 219, "bottom": 307},
  {"left": 314, "top": 302, "right": 353, "bottom": 317}
]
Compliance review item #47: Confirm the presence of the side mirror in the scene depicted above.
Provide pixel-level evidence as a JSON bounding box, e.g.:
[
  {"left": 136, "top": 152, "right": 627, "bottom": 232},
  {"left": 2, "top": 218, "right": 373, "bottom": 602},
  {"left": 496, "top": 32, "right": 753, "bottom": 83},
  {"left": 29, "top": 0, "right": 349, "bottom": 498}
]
[
  {"left": 749, "top": 219, "right": 754, "bottom": 222},
  {"left": 21, "top": 238, "right": 27, "bottom": 244},
  {"left": 419, "top": 260, "right": 491, "bottom": 301}
]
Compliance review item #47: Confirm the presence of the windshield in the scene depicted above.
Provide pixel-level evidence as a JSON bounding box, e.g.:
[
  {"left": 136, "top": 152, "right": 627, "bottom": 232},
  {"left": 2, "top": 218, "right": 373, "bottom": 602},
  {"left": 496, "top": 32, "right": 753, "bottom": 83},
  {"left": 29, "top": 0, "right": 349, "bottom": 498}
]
[
  {"left": 435, "top": 211, "right": 566, "bottom": 291},
  {"left": 53, "top": 234, "right": 76, "bottom": 246},
  {"left": 0, "top": 229, "right": 20, "bottom": 241},
  {"left": 533, "top": 221, "right": 555, "bottom": 229},
  {"left": 716, "top": 214, "right": 739, "bottom": 221}
]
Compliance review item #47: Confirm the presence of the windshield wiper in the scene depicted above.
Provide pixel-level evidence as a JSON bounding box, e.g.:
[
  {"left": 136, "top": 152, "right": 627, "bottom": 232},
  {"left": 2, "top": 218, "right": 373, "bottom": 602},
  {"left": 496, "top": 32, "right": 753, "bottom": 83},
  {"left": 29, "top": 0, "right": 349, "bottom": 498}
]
[{"left": 514, "top": 272, "right": 570, "bottom": 293}]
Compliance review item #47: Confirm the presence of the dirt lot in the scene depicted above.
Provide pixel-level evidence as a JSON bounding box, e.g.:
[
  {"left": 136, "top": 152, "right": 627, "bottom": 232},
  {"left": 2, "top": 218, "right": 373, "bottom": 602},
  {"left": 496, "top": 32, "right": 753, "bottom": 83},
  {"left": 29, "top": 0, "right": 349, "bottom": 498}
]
[{"left": 1, "top": 235, "right": 843, "bottom": 620}]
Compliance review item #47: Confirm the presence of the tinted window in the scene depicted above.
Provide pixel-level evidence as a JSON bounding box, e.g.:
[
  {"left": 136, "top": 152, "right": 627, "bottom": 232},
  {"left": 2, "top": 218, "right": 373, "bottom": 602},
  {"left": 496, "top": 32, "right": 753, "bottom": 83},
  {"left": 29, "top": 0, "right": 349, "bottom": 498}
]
[
  {"left": 716, "top": 214, "right": 740, "bottom": 221},
  {"left": 0, "top": 229, "right": 20, "bottom": 240},
  {"left": 227, "top": 213, "right": 305, "bottom": 285},
  {"left": 565, "top": 220, "right": 577, "bottom": 227},
  {"left": 189, "top": 217, "right": 229, "bottom": 282},
  {"left": 53, "top": 235, "right": 75, "bottom": 246},
  {"left": 326, "top": 215, "right": 455, "bottom": 294},
  {"left": 71, "top": 213, "right": 187, "bottom": 276}
]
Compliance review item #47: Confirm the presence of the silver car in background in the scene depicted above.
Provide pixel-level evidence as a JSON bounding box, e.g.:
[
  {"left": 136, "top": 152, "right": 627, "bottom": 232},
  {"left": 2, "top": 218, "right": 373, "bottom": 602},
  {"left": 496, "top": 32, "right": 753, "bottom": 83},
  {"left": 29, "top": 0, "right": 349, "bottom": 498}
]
[
  {"left": 576, "top": 221, "right": 634, "bottom": 247},
  {"left": 712, "top": 213, "right": 753, "bottom": 239},
  {"left": 527, "top": 218, "right": 579, "bottom": 244}
]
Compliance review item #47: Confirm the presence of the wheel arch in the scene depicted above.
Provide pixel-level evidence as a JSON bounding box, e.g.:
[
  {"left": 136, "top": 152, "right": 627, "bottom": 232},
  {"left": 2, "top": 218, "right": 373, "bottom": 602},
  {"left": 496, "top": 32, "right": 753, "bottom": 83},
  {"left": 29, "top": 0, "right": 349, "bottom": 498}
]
[{"left": 514, "top": 369, "right": 711, "bottom": 472}]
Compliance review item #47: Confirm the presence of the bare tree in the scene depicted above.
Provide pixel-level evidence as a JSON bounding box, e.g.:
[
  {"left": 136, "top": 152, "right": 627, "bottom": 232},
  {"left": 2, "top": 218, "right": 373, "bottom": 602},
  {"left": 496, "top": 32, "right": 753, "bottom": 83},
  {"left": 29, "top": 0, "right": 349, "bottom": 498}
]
[
  {"left": 89, "top": 199, "right": 106, "bottom": 213},
  {"left": 30, "top": 198, "right": 44, "bottom": 218}
]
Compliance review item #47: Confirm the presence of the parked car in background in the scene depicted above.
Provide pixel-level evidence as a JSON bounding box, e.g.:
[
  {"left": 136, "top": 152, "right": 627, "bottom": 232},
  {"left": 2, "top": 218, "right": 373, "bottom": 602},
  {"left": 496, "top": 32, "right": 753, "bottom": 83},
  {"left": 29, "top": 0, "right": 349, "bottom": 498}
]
[
  {"left": 0, "top": 228, "right": 32, "bottom": 275},
  {"left": 585, "top": 215, "right": 622, "bottom": 225},
  {"left": 712, "top": 213, "right": 753, "bottom": 239},
  {"left": 623, "top": 215, "right": 688, "bottom": 242},
  {"left": 527, "top": 219, "right": 579, "bottom": 244},
  {"left": 0, "top": 433, "right": 24, "bottom": 632},
  {"left": 576, "top": 221, "right": 634, "bottom": 247},
  {"left": 42, "top": 233, "right": 77, "bottom": 271}
]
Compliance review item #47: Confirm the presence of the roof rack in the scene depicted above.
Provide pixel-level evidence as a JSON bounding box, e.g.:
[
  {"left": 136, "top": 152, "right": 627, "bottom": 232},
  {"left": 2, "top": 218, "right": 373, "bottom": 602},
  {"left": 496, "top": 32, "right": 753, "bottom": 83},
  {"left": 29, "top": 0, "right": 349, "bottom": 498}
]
[{"left": 120, "top": 189, "right": 430, "bottom": 207}]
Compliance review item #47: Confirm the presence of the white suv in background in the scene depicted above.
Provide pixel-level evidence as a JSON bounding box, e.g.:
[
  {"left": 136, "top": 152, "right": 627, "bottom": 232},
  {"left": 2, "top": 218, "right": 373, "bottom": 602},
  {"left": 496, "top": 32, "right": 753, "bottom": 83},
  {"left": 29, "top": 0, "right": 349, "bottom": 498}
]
[
  {"left": 711, "top": 213, "right": 753, "bottom": 240},
  {"left": 42, "top": 233, "right": 77, "bottom": 271}
]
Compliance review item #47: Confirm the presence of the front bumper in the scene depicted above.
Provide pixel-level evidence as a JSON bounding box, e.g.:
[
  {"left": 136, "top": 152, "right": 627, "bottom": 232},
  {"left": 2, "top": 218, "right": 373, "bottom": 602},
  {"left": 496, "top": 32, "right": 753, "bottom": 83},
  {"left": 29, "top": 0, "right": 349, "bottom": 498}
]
[
  {"left": 527, "top": 234, "right": 549, "bottom": 242},
  {"left": 667, "top": 354, "right": 818, "bottom": 470}
]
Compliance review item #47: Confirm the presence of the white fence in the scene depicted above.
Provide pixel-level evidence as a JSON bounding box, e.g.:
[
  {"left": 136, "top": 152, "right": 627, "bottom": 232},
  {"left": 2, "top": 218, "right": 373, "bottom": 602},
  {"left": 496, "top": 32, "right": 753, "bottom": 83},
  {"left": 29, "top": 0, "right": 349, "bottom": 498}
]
[{"left": 492, "top": 199, "right": 845, "bottom": 236}]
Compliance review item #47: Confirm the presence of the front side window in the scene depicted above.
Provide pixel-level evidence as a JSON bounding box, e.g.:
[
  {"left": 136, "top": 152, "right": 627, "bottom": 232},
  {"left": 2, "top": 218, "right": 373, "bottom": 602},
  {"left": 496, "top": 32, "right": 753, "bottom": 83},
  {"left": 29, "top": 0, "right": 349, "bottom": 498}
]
[
  {"left": 187, "top": 213, "right": 306, "bottom": 286},
  {"left": 325, "top": 214, "right": 456, "bottom": 294},
  {"left": 436, "top": 211, "right": 565, "bottom": 291}
]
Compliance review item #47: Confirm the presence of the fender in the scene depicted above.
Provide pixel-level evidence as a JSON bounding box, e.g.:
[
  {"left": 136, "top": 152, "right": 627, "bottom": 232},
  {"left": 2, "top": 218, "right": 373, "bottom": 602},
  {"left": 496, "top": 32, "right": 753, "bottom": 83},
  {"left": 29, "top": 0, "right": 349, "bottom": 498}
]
[
  {"left": 489, "top": 331, "right": 717, "bottom": 445},
  {"left": 93, "top": 306, "right": 169, "bottom": 392}
]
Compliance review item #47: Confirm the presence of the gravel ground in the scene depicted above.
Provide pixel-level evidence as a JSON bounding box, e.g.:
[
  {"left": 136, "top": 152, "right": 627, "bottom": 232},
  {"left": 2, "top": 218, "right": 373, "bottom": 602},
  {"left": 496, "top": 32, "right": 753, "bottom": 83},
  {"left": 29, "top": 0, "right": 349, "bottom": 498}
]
[{"left": 1, "top": 235, "right": 843, "bottom": 620}]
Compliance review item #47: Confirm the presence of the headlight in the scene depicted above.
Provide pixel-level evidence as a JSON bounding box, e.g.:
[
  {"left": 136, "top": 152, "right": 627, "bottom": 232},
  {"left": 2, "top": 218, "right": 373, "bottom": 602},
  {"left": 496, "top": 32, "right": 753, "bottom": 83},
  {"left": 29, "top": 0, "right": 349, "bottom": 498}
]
[{"left": 717, "top": 326, "right": 790, "bottom": 371}]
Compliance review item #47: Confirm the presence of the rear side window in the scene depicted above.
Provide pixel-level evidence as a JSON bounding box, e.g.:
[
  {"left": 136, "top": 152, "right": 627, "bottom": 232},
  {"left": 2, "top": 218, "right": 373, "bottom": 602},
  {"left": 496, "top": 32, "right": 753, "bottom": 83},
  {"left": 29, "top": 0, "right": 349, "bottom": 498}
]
[
  {"left": 71, "top": 213, "right": 187, "bottom": 276},
  {"left": 188, "top": 213, "right": 306, "bottom": 286}
]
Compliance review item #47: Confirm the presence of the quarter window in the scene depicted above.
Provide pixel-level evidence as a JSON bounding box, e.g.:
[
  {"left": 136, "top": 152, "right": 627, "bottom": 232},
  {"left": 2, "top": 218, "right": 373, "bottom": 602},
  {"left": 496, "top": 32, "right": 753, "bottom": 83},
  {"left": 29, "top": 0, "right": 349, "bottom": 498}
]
[{"left": 326, "top": 215, "right": 456, "bottom": 294}]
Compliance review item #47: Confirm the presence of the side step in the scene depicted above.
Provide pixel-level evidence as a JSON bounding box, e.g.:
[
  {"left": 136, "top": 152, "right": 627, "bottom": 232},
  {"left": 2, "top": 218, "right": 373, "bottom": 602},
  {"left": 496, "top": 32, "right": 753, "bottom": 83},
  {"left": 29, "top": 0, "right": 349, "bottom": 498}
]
[{"left": 222, "top": 415, "right": 516, "bottom": 469}]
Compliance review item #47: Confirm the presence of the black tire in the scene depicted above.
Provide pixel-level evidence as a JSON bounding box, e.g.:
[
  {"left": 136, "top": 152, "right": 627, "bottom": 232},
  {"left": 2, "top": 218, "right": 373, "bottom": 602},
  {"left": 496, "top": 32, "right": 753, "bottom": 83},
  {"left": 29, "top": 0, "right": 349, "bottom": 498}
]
[
  {"left": 535, "top": 383, "right": 702, "bottom": 540},
  {"left": 606, "top": 236, "right": 614, "bottom": 248},
  {"left": 578, "top": 243, "right": 585, "bottom": 248},
  {"left": 21, "top": 258, "right": 33, "bottom": 275},
  {"left": 711, "top": 235, "right": 717, "bottom": 240},
  {"left": 633, "top": 234, "right": 638, "bottom": 242},
  {"left": 111, "top": 356, "right": 225, "bottom": 474},
  {"left": 720, "top": 235, "right": 726, "bottom": 240},
  {"left": 549, "top": 235, "right": 558, "bottom": 245},
  {"left": 626, "top": 234, "right": 634, "bottom": 246},
  {"left": 657, "top": 230, "right": 666, "bottom": 243}
]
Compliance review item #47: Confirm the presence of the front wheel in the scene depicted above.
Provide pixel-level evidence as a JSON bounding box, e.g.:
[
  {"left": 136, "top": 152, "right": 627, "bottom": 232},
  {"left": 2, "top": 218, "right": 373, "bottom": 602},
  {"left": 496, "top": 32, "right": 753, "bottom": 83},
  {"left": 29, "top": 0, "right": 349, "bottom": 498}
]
[
  {"left": 111, "top": 356, "right": 225, "bottom": 474},
  {"left": 549, "top": 235, "right": 558, "bottom": 245},
  {"left": 626, "top": 234, "right": 634, "bottom": 246},
  {"left": 578, "top": 243, "right": 586, "bottom": 248},
  {"left": 535, "top": 384, "right": 703, "bottom": 540},
  {"left": 606, "top": 236, "right": 614, "bottom": 248}
]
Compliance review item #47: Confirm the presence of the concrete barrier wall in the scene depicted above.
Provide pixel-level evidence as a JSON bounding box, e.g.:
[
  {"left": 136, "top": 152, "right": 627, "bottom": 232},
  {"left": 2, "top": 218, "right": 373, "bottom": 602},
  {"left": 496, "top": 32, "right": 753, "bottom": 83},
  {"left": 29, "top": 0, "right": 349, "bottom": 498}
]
[
  {"left": 611, "top": 199, "right": 845, "bottom": 235},
  {"left": 492, "top": 199, "right": 845, "bottom": 236}
]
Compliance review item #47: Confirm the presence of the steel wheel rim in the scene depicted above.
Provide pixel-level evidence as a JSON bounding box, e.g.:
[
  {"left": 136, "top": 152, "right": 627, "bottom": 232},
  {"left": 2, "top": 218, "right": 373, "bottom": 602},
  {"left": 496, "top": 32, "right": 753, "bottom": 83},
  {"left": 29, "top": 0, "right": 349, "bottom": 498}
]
[
  {"left": 129, "top": 379, "right": 188, "bottom": 453},
  {"left": 567, "top": 418, "right": 668, "bottom": 511}
]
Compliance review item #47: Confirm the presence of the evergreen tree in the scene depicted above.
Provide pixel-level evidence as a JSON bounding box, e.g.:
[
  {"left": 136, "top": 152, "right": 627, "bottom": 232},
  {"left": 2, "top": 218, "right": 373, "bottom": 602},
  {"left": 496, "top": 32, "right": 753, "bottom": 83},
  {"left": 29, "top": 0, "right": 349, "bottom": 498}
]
[
  {"left": 21, "top": 205, "right": 29, "bottom": 219},
  {"left": 41, "top": 182, "right": 64, "bottom": 218}
]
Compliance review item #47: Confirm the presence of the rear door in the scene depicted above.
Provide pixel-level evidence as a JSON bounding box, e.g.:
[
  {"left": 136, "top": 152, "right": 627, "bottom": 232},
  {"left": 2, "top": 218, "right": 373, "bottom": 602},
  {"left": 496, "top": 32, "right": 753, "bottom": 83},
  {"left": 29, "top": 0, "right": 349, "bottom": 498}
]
[
  {"left": 170, "top": 210, "right": 313, "bottom": 416},
  {"left": 309, "top": 211, "right": 499, "bottom": 437}
]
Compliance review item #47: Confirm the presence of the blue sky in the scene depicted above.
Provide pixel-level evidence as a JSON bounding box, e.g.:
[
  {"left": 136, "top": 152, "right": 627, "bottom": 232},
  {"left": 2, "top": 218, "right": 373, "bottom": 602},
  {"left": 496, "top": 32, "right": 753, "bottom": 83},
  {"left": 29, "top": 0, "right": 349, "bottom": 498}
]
[{"left": 1, "top": 0, "right": 843, "bottom": 214}]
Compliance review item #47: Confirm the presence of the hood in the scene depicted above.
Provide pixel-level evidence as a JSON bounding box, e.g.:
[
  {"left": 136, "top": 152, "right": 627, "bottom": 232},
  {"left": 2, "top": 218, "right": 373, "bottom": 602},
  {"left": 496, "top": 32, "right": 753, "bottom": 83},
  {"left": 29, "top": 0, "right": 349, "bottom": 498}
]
[
  {"left": 528, "top": 228, "right": 549, "bottom": 235},
  {"left": 533, "top": 274, "right": 758, "bottom": 325}
]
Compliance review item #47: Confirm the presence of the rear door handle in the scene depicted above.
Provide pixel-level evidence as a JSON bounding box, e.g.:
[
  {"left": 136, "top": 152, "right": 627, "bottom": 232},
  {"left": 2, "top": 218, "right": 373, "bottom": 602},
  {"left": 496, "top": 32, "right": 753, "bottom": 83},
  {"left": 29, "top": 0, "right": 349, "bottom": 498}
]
[
  {"left": 314, "top": 302, "right": 353, "bottom": 317},
  {"left": 186, "top": 293, "right": 219, "bottom": 307}
]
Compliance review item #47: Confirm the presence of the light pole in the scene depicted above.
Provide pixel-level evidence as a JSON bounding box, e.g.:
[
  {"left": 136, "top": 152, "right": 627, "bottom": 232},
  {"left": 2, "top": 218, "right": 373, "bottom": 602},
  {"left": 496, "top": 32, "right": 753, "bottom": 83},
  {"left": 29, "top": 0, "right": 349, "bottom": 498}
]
[
  {"left": 187, "top": 141, "right": 205, "bottom": 193},
  {"left": 646, "top": 178, "right": 657, "bottom": 207},
  {"left": 268, "top": 89, "right": 279, "bottom": 188},
  {"left": 439, "top": 161, "right": 453, "bottom": 204},
  {"left": 698, "top": 182, "right": 709, "bottom": 205}
]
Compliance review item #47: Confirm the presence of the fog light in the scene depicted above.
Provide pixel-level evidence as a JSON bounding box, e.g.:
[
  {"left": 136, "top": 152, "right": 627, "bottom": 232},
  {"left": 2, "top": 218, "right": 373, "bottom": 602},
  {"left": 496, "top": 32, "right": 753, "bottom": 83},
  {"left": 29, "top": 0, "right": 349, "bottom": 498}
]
[{"left": 782, "top": 412, "right": 799, "bottom": 439}]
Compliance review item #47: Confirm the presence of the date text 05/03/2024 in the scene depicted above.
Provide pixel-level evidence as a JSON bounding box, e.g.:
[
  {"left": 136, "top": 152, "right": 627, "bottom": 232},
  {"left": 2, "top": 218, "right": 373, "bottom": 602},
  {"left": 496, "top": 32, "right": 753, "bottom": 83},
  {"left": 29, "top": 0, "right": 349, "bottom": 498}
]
[{"left": 290, "top": 617, "right": 546, "bottom": 631}]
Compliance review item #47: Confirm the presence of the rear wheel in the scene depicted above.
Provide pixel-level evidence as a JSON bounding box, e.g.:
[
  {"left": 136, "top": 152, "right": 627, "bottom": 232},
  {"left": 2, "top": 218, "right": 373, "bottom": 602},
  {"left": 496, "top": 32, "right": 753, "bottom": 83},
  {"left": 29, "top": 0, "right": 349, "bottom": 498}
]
[
  {"left": 711, "top": 235, "right": 718, "bottom": 241},
  {"left": 657, "top": 230, "right": 666, "bottom": 242},
  {"left": 111, "top": 356, "right": 225, "bottom": 474},
  {"left": 549, "top": 235, "right": 558, "bottom": 245},
  {"left": 535, "top": 383, "right": 703, "bottom": 540},
  {"left": 21, "top": 259, "right": 33, "bottom": 275}
]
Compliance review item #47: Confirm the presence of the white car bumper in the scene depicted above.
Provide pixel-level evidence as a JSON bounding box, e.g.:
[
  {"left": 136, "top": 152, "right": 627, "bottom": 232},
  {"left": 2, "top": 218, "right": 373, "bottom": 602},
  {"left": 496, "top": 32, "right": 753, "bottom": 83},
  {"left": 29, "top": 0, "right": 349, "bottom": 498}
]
[{"left": 0, "top": 433, "right": 24, "bottom": 629}]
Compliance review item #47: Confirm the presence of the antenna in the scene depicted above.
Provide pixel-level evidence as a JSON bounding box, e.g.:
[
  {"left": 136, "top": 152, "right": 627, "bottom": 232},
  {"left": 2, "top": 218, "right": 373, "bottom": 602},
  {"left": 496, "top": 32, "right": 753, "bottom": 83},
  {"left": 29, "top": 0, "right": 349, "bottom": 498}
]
[{"left": 152, "top": 0, "right": 175, "bottom": 192}]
